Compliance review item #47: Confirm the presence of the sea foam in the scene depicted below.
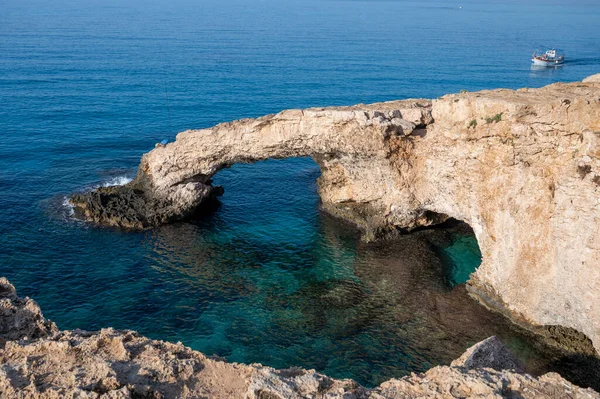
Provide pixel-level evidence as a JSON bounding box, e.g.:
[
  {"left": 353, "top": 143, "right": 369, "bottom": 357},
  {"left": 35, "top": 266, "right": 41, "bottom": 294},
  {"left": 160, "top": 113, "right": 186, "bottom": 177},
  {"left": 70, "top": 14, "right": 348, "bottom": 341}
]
[
  {"left": 62, "top": 176, "right": 132, "bottom": 217},
  {"left": 62, "top": 196, "right": 75, "bottom": 216},
  {"left": 102, "top": 176, "right": 133, "bottom": 187}
]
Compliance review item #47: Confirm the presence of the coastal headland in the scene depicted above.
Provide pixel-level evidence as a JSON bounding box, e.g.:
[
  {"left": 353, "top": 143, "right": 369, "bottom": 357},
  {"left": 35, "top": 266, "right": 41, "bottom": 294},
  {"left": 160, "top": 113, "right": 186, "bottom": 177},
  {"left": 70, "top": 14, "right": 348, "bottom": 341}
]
[{"left": 72, "top": 75, "right": 600, "bottom": 358}]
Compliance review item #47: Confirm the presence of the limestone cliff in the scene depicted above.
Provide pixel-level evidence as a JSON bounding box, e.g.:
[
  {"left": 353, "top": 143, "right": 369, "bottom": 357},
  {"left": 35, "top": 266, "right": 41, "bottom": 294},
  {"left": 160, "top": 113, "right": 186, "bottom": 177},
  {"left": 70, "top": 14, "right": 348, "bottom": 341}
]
[
  {"left": 71, "top": 75, "right": 600, "bottom": 354},
  {"left": 0, "top": 278, "right": 597, "bottom": 399}
]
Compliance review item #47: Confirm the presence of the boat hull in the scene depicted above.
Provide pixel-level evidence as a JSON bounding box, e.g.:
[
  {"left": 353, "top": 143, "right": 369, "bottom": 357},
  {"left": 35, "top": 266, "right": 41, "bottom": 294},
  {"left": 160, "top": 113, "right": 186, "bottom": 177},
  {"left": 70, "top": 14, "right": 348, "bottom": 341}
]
[{"left": 531, "top": 58, "right": 564, "bottom": 66}]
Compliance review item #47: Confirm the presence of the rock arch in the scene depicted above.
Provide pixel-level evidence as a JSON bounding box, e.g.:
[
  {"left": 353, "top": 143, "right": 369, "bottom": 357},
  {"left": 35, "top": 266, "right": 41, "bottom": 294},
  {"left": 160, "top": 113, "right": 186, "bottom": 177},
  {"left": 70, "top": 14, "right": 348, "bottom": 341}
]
[{"left": 72, "top": 76, "right": 600, "bottom": 354}]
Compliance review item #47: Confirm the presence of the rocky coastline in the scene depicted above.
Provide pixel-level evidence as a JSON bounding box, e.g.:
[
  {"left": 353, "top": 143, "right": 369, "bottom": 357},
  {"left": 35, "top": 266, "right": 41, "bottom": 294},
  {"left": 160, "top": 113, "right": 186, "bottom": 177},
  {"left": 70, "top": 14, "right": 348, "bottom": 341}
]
[
  {"left": 0, "top": 278, "right": 598, "bottom": 398},
  {"left": 71, "top": 74, "right": 600, "bottom": 357}
]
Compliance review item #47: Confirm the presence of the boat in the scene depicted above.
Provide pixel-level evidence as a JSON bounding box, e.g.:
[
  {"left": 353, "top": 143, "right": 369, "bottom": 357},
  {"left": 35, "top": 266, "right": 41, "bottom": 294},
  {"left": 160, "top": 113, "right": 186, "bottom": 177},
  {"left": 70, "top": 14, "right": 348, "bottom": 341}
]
[{"left": 531, "top": 49, "right": 565, "bottom": 66}]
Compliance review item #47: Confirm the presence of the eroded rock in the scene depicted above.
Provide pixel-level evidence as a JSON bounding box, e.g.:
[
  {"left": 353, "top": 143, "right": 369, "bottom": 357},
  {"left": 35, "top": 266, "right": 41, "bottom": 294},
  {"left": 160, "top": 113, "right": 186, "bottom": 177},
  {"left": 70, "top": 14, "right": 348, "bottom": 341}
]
[
  {"left": 0, "top": 278, "right": 57, "bottom": 344},
  {"left": 70, "top": 76, "right": 600, "bottom": 354},
  {"left": 451, "top": 336, "right": 525, "bottom": 372},
  {"left": 70, "top": 180, "right": 223, "bottom": 229},
  {"left": 582, "top": 73, "right": 600, "bottom": 83},
  {"left": 71, "top": 101, "right": 436, "bottom": 235}
]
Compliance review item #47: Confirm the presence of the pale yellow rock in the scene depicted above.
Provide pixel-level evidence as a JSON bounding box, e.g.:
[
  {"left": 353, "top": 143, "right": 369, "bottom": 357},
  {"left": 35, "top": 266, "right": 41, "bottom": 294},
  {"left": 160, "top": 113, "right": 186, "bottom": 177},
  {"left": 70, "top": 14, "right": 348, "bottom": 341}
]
[{"left": 583, "top": 73, "right": 600, "bottom": 83}]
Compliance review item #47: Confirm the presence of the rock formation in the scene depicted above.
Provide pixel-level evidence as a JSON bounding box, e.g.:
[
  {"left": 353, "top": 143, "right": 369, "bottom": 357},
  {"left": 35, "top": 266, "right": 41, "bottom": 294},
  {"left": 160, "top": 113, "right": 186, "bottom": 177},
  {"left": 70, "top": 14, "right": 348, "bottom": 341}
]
[
  {"left": 450, "top": 336, "right": 525, "bottom": 372},
  {"left": 71, "top": 75, "right": 600, "bottom": 355},
  {"left": 0, "top": 278, "right": 597, "bottom": 399},
  {"left": 0, "top": 277, "right": 57, "bottom": 344},
  {"left": 70, "top": 100, "right": 437, "bottom": 234}
]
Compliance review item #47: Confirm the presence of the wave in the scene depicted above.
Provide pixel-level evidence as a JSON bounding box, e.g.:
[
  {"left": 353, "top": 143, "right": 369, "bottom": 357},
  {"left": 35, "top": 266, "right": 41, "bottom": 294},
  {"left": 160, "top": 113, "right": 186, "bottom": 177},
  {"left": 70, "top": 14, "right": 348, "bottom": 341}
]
[
  {"left": 60, "top": 175, "right": 133, "bottom": 219},
  {"left": 62, "top": 196, "right": 75, "bottom": 217},
  {"left": 102, "top": 176, "right": 133, "bottom": 187}
]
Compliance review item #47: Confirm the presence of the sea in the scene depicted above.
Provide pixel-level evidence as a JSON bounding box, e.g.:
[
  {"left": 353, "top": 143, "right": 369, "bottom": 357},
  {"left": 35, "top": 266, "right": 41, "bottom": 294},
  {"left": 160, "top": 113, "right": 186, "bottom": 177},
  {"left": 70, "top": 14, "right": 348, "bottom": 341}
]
[{"left": 1, "top": 0, "right": 599, "bottom": 388}]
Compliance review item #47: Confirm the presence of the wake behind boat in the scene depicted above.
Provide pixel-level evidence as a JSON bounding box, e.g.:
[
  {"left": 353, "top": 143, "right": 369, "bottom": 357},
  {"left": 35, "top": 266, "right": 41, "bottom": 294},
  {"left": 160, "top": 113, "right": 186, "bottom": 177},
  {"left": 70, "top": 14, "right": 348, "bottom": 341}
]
[{"left": 532, "top": 49, "right": 565, "bottom": 66}]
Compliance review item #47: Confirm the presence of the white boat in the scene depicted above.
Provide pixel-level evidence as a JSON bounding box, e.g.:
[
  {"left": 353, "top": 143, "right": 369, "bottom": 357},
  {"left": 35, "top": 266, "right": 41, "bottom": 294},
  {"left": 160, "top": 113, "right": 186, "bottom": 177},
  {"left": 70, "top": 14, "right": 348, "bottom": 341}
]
[{"left": 532, "top": 49, "right": 565, "bottom": 66}]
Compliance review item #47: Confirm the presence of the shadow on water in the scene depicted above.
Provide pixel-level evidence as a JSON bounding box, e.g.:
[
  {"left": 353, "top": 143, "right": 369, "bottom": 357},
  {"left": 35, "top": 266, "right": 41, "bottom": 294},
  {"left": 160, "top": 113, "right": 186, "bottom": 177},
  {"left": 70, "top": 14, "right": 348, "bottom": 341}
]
[
  {"left": 3, "top": 0, "right": 600, "bottom": 391},
  {"left": 549, "top": 354, "right": 600, "bottom": 391}
]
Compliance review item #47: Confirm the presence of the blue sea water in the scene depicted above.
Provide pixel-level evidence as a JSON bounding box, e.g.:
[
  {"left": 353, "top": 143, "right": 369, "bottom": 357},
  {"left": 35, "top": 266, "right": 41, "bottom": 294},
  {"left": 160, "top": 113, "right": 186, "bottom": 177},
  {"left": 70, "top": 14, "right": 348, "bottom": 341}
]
[{"left": 1, "top": 0, "right": 600, "bottom": 388}]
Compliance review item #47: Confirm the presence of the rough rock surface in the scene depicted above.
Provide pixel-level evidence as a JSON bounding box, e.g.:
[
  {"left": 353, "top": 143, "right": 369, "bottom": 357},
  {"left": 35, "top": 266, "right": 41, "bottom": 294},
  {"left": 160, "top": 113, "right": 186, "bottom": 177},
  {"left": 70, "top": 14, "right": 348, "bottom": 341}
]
[
  {"left": 450, "top": 336, "right": 525, "bottom": 373},
  {"left": 71, "top": 76, "right": 600, "bottom": 353},
  {"left": 70, "top": 182, "right": 223, "bottom": 229},
  {"left": 0, "top": 279, "right": 597, "bottom": 399},
  {"left": 0, "top": 277, "right": 57, "bottom": 344},
  {"left": 583, "top": 73, "right": 600, "bottom": 83}
]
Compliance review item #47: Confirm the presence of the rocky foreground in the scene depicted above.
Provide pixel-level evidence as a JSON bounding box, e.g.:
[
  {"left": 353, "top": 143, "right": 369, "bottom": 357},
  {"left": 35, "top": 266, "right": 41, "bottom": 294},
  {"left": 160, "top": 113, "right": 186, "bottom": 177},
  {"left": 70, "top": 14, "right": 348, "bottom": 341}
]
[
  {"left": 0, "top": 278, "right": 597, "bottom": 399},
  {"left": 71, "top": 74, "right": 600, "bottom": 357}
]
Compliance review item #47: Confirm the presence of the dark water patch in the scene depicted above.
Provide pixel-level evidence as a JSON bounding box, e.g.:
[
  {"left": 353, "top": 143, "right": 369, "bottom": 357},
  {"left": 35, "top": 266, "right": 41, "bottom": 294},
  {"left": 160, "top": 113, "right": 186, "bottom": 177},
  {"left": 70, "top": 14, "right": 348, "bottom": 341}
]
[{"left": 549, "top": 354, "right": 600, "bottom": 391}]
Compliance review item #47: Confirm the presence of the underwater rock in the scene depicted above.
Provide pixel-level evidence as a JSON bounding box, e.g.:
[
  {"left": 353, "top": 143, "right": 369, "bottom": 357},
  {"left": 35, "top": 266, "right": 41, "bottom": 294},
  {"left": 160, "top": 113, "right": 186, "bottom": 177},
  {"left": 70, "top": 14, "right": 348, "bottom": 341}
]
[{"left": 0, "top": 278, "right": 597, "bottom": 399}]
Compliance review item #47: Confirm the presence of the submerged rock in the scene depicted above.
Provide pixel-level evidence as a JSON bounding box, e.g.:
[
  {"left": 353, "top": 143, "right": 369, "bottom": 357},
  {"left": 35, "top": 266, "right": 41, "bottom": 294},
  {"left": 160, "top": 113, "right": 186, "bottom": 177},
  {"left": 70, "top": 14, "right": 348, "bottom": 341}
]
[{"left": 0, "top": 278, "right": 597, "bottom": 399}]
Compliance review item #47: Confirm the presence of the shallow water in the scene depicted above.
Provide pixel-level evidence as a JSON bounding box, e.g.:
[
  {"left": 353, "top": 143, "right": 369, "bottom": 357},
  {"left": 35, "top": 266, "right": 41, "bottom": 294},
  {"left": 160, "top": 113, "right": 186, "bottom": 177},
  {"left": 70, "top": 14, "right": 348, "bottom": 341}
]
[{"left": 1, "top": 0, "right": 600, "bottom": 388}]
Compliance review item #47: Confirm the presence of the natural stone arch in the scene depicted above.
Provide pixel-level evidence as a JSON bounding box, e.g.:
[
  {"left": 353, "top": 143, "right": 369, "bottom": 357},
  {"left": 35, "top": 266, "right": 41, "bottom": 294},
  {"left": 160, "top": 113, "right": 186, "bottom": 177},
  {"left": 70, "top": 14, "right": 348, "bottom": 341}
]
[
  {"left": 72, "top": 77, "right": 600, "bottom": 355},
  {"left": 73, "top": 100, "right": 440, "bottom": 237}
]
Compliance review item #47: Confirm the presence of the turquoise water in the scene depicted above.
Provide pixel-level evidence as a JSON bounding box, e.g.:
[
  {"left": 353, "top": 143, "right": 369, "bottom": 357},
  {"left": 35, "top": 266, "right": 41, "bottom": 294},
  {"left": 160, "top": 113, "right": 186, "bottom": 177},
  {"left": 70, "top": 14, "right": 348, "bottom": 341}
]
[
  {"left": 437, "top": 235, "right": 483, "bottom": 288},
  {"left": 1, "top": 0, "right": 600, "bottom": 388}
]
